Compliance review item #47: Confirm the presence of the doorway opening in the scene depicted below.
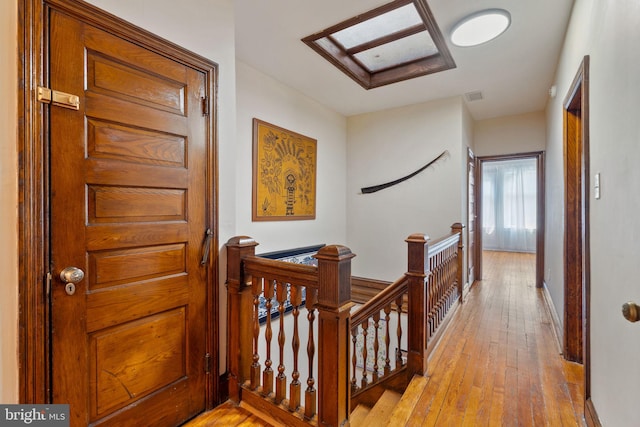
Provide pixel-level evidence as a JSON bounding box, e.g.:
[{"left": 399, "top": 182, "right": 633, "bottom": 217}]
[
  {"left": 563, "top": 56, "right": 594, "bottom": 424},
  {"left": 476, "top": 152, "right": 545, "bottom": 288}
]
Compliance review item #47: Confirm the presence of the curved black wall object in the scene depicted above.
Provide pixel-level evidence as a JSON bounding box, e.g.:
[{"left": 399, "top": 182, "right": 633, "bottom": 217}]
[{"left": 360, "top": 150, "right": 449, "bottom": 194}]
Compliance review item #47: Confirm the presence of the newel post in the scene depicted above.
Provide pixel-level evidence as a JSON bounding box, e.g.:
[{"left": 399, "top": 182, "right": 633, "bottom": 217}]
[
  {"left": 315, "top": 245, "right": 355, "bottom": 427},
  {"left": 226, "top": 236, "right": 259, "bottom": 402},
  {"left": 406, "top": 233, "right": 429, "bottom": 379},
  {"left": 451, "top": 223, "right": 465, "bottom": 303}
]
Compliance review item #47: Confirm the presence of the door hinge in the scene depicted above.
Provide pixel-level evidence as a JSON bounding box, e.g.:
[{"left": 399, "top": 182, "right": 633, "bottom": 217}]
[
  {"left": 37, "top": 86, "right": 80, "bottom": 110},
  {"left": 205, "top": 353, "right": 211, "bottom": 374},
  {"left": 201, "top": 96, "right": 209, "bottom": 116}
]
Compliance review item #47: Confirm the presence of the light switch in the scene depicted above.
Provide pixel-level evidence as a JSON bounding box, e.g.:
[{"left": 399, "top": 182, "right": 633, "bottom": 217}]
[{"left": 594, "top": 172, "right": 600, "bottom": 199}]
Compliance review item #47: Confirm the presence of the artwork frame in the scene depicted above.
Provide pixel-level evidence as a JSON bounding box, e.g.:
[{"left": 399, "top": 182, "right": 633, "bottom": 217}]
[{"left": 252, "top": 118, "right": 317, "bottom": 221}]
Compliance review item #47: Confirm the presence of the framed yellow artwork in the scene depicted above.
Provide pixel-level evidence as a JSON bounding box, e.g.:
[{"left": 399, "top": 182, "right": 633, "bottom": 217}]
[{"left": 252, "top": 119, "right": 317, "bottom": 221}]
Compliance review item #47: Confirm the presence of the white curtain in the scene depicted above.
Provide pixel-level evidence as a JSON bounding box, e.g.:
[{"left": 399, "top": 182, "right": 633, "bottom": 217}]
[{"left": 482, "top": 158, "right": 537, "bottom": 252}]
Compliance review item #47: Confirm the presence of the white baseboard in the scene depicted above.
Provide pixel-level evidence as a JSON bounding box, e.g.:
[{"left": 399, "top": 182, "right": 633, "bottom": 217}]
[{"left": 541, "top": 281, "right": 563, "bottom": 355}]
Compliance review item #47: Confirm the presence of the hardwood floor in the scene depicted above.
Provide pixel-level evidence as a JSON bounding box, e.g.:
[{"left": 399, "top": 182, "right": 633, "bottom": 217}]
[
  {"left": 407, "top": 250, "right": 584, "bottom": 426},
  {"left": 186, "top": 250, "right": 584, "bottom": 426},
  {"left": 184, "top": 401, "right": 275, "bottom": 426}
]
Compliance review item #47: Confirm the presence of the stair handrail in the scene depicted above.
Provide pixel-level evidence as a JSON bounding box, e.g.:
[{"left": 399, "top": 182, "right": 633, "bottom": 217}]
[
  {"left": 225, "top": 223, "right": 464, "bottom": 427},
  {"left": 348, "top": 223, "right": 464, "bottom": 396},
  {"left": 226, "top": 236, "right": 354, "bottom": 427},
  {"left": 351, "top": 276, "right": 408, "bottom": 326}
]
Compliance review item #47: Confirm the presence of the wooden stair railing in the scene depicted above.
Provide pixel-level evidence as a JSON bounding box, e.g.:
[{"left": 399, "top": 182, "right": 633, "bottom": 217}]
[
  {"left": 225, "top": 223, "right": 464, "bottom": 427},
  {"left": 348, "top": 223, "right": 464, "bottom": 407},
  {"left": 426, "top": 223, "right": 465, "bottom": 354},
  {"left": 226, "top": 237, "right": 354, "bottom": 427}
]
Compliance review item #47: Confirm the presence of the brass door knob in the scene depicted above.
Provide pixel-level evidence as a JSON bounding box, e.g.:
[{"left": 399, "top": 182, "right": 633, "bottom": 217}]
[{"left": 622, "top": 302, "right": 640, "bottom": 323}]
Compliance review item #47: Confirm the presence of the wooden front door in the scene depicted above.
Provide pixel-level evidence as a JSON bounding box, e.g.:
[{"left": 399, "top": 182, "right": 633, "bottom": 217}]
[{"left": 49, "top": 7, "right": 214, "bottom": 426}]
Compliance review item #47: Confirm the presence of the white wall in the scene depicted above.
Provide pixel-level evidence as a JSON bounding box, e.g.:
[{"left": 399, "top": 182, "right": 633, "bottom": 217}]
[
  {"left": 235, "top": 61, "right": 348, "bottom": 253},
  {"left": 474, "top": 111, "right": 546, "bottom": 157},
  {"left": 346, "top": 97, "right": 465, "bottom": 281},
  {"left": 85, "top": 0, "right": 237, "bottom": 374},
  {"left": 0, "top": 0, "right": 18, "bottom": 403},
  {"left": 546, "top": 0, "right": 640, "bottom": 425}
]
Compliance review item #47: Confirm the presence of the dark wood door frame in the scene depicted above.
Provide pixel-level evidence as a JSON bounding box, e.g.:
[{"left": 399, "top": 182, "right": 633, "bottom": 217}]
[
  {"left": 18, "top": 0, "right": 220, "bottom": 407},
  {"left": 467, "top": 147, "right": 478, "bottom": 287},
  {"left": 475, "top": 151, "right": 545, "bottom": 288},
  {"left": 563, "top": 56, "right": 597, "bottom": 425},
  {"left": 563, "top": 56, "right": 589, "bottom": 364}
]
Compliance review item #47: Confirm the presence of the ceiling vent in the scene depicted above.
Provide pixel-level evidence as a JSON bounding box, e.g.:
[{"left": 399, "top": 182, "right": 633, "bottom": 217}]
[{"left": 464, "top": 90, "right": 484, "bottom": 102}]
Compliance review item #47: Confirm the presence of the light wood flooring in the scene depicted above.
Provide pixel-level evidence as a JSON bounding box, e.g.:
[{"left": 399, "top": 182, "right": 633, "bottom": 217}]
[
  {"left": 407, "top": 250, "right": 584, "bottom": 426},
  {"left": 185, "top": 250, "right": 584, "bottom": 426}
]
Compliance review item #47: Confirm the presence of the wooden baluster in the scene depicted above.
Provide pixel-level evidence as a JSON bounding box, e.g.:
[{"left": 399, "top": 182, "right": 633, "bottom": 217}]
[
  {"left": 289, "top": 285, "right": 303, "bottom": 411},
  {"left": 305, "top": 288, "right": 317, "bottom": 420},
  {"left": 226, "top": 236, "right": 258, "bottom": 402},
  {"left": 406, "top": 233, "right": 429, "bottom": 379},
  {"left": 427, "top": 259, "right": 435, "bottom": 340},
  {"left": 443, "top": 252, "right": 448, "bottom": 315},
  {"left": 437, "top": 254, "right": 442, "bottom": 325},
  {"left": 251, "top": 276, "right": 262, "bottom": 390},
  {"left": 361, "top": 318, "right": 369, "bottom": 387},
  {"left": 437, "top": 255, "right": 443, "bottom": 325},
  {"left": 447, "top": 248, "right": 453, "bottom": 306},
  {"left": 275, "top": 282, "right": 287, "bottom": 404},
  {"left": 315, "top": 245, "right": 354, "bottom": 427},
  {"left": 383, "top": 305, "right": 392, "bottom": 375},
  {"left": 372, "top": 312, "right": 381, "bottom": 381},
  {"left": 452, "top": 250, "right": 457, "bottom": 299},
  {"left": 351, "top": 326, "right": 358, "bottom": 392},
  {"left": 395, "top": 295, "right": 403, "bottom": 366},
  {"left": 451, "top": 222, "right": 465, "bottom": 304},
  {"left": 262, "top": 279, "right": 275, "bottom": 397},
  {"left": 451, "top": 246, "right": 457, "bottom": 304}
]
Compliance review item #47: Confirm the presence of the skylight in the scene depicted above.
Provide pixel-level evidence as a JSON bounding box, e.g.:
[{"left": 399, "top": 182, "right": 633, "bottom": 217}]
[{"left": 302, "top": 0, "right": 456, "bottom": 89}]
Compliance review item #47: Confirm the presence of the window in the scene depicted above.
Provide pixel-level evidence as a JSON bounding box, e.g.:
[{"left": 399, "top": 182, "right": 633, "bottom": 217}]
[
  {"left": 302, "top": 0, "right": 455, "bottom": 89},
  {"left": 482, "top": 158, "right": 537, "bottom": 252}
]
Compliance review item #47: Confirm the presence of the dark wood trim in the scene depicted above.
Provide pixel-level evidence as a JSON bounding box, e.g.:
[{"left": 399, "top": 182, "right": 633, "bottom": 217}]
[
  {"left": 351, "top": 276, "right": 392, "bottom": 305},
  {"left": 258, "top": 244, "right": 326, "bottom": 260},
  {"left": 582, "top": 54, "right": 592, "bottom": 419},
  {"left": 476, "top": 151, "right": 546, "bottom": 288},
  {"left": 303, "top": 0, "right": 414, "bottom": 36},
  {"left": 536, "top": 152, "right": 546, "bottom": 288},
  {"left": 18, "top": 0, "right": 48, "bottom": 404},
  {"left": 301, "top": 0, "right": 455, "bottom": 89},
  {"left": 345, "top": 24, "right": 425, "bottom": 55},
  {"left": 19, "top": 0, "right": 220, "bottom": 408},
  {"left": 585, "top": 398, "right": 602, "bottom": 427},
  {"left": 217, "top": 372, "right": 229, "bottom": 404},
  {"left": 467, "top": 147, "right": 478, "bottom": 285},
  {"left": 563, "top": 53, "right": 591, "bottom": 393},
  {"left": 562, "top": 69, "right": 583, "bottom": 364},
  {"left": 474, "top": 153, "right": 482, "bottom": 281}
]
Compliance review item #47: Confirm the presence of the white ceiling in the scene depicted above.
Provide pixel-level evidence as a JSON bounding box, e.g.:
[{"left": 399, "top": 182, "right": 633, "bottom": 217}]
[{"left": 234, "top": 0, "right": 575, "bottom": 120}]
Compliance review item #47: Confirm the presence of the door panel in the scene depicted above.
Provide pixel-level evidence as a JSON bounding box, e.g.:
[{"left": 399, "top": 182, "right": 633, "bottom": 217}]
[{"left": 50, "top": 10, "right": 209, "bottom": 427}]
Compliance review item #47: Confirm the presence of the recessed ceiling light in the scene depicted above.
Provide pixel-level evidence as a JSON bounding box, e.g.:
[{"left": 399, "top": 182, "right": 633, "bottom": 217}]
[{"left": 450, "top": 9, "right": 511, "bottom": 47}]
